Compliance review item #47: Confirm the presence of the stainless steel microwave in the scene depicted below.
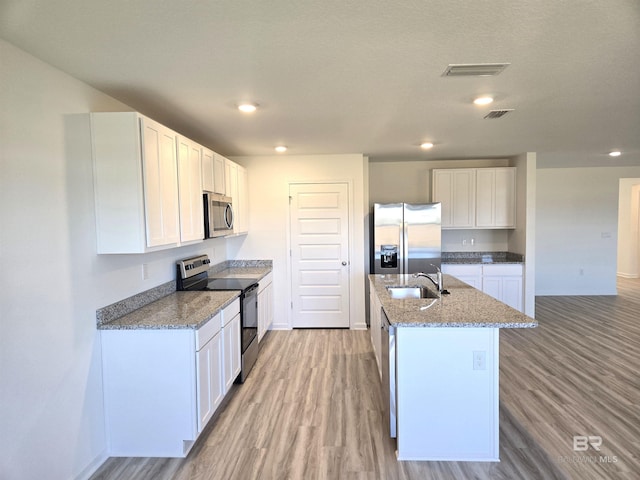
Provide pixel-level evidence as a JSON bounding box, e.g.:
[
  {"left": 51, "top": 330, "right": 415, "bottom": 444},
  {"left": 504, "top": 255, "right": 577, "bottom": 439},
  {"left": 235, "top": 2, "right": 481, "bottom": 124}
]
[{"left": 203, "top": 193, "right": 234, "bottom": 238}]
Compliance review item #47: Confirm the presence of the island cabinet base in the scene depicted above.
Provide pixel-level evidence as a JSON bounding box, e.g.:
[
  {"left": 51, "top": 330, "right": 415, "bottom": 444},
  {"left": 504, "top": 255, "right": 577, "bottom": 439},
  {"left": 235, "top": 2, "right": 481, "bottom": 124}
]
[{"left": 395, "top": 327, "right": 499, "bottom": 462}]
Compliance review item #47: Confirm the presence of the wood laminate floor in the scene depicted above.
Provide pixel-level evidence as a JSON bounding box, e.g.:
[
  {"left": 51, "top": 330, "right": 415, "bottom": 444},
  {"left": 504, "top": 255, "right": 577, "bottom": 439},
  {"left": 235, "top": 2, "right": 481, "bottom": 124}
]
[{"left": 91, "top": 278, "right": 640, "bottom": 480}]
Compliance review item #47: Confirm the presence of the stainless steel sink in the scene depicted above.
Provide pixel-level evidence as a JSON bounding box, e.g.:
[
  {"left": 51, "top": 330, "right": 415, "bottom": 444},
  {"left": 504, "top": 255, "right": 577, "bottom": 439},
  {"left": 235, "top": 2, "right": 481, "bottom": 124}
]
[{"left": 386, "top": 286, "right": 439, "bottom": 299}]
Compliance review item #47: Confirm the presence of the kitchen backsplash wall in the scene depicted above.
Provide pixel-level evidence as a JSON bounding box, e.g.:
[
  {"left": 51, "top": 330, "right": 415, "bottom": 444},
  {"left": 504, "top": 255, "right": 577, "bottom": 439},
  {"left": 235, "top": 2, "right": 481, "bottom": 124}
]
[{"left": 441, "top": 229, "right": 509, "bottom": 252}]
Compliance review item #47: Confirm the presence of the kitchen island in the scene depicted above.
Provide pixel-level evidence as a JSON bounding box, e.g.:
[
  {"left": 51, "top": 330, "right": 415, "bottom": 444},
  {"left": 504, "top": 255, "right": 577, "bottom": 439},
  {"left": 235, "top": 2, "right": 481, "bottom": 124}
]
[{"left": 369, "top": 274, "right": 536, "bottom": 462}]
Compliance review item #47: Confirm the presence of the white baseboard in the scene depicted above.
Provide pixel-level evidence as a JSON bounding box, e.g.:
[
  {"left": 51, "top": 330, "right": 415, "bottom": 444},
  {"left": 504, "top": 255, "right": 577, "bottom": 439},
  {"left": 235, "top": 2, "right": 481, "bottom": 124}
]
[{"left": 74, "top": 449, "right": 109, "bottom": 480}]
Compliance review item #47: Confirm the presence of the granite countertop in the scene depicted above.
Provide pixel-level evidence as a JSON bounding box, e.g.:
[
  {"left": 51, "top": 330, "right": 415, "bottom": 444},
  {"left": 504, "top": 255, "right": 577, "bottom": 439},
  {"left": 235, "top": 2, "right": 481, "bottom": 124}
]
[
  {"left": 209, "top": 266, "right": 272, "bottom": 279},
  {"left": 442, "top": 251, "right": 524, "bottom": 264},
  {"left": 99, "top": 290, "right": 239, "bottom": 330},
  {"left": 97, "top": 260, "right": 273, "bottom": 331},
  {"left": 369, "top": 274, "right": 537, "bottom": 329}
]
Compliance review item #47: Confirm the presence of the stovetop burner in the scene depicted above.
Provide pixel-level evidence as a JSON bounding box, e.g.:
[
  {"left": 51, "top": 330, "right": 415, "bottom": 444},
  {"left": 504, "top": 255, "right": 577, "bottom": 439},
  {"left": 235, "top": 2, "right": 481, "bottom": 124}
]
[{"left": 205, "top": 277, "right": 258, "bottom": 292}]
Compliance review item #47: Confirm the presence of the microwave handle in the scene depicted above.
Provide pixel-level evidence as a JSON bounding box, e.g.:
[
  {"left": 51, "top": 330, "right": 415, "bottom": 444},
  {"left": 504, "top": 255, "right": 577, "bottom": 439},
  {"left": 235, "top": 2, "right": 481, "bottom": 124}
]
[{"left": 225, "top": 203, "right": 234, "bottom": 229}]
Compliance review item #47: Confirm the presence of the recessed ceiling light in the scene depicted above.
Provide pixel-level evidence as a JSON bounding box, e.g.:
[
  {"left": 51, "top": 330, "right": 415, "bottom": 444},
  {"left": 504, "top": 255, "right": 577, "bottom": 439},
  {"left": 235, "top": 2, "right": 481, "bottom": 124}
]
[
  {"left": 275, "top": 145, "right": 287, "bottom": 153},
  {"left": 473, "top": 96, "right": 494, "bottom": 106},
  {"left": 238, "top": 103, "right": 258, "bottom": 113},
  {"left": 420, "top": 142, "right": 434, "bottom": 150},
  {"left": 609, "top": 151, "right": 622, "bottom": 157}
]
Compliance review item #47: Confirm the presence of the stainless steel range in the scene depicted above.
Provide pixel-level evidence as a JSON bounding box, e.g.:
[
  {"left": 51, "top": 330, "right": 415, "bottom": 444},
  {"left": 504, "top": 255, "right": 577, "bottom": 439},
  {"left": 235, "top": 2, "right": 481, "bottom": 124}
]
[{"left": 177, "top": 255, "right": 259, "bottom": 383}]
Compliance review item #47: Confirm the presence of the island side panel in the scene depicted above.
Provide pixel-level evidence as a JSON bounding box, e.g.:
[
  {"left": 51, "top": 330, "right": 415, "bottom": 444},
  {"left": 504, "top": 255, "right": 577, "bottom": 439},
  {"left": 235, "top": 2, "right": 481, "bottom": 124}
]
[{"left": 395, "top": 327, "right": 499, "bottom": 461}]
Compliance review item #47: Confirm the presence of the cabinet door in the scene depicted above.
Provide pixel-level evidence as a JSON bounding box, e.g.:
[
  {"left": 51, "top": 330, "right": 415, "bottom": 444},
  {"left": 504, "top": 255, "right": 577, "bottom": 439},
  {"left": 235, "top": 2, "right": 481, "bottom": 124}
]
[
  {"left": 223, "top": 313, "right": 241, "bottom": 392},
  {"left": 476, "top": 168, "right": 516, "bottom": 228},
  {"left": 481, "top": 276, "right": 502, "bottom": 301},
  {"left": 475, "top": 169, "right": 496, "bottom": 227},
  {"left": 502, "top": 276, "right": 523, "bottom": 311},
  {"left": 441, "top": 264, "right": 482, "bottom": 288},
  {"left": 141, "top": 117, "right": 180, "bottom": 247},
  {"left": 225, "top": 159, "right": 239, "bottom": 233},
  {"left": 432, "top": 169, "right": 475, "bottom": 228},
  {"left": 196, "top": 332, "right": 223, "bottom": 432},
  {"left": 177, "top": 136, "right": 204, "bottom": 243},
  {"left": 451, "top": 170, "right": 476, "bottom": 228},
  {"left": 213, "top": 154, "right": 226, "bottom": 194},
  {"left": 202, "top": 147, "right": 215, "bottom": 192},
  {"left": 432, "top": 170, "right": 454, "bottom": 227},
  {"left": 369, "top": 289, "right": 382, "bottom": 379},
  {"left": 257, "top": 278, "right": 273, "bottom": 342},
  {"left": 258, "top": 289, "right": 265, "bottom": 342},
  {"left": 494, "top": 168, "right": 516, "bottom": 228}
]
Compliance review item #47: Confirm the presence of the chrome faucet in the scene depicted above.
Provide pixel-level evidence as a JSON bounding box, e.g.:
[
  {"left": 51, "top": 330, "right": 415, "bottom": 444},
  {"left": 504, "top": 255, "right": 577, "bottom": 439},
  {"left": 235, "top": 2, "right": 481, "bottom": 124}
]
[{"left": 413, "top": 264, "right": 443, "bottom": 292}]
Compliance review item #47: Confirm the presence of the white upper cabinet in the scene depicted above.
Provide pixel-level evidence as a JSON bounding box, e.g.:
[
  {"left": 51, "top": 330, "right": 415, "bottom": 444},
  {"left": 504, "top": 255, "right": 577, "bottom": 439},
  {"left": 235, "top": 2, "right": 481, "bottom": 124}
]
[
  {"left": 177, "top": 136, "right": 204, "bottom": 243},
  {"left": 92, "top": 112, "right": 211, "bottom": 253},
  {"left": 92, "top": 112, "right": 180, "bottom": 253},
  {"left": 224, "top": 158, "right": 249, "bottom": 235},
  {"left": 432, "top": 169, "right": 476, "bottom": 228},
  {"left": 202, "top": 147, "right": 226, "bottom": 195},
  {"left": 213, "top": 154, "right": 226, "bottom": 195},
  {"left": 475, "top": 167, "right": 516, "bottom": 228},
  {"left": 432, "top": 167, "right": 516, "bottom": 229},
  {"left": 201, "top": 148, "right": 215, "bottom": 192}
]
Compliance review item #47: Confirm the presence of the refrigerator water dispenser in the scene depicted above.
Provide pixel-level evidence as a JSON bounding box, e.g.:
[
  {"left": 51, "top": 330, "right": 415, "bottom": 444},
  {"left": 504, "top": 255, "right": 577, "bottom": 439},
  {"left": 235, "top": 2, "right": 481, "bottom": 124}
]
[{"left": 381, "top": 245, "right": 398, "bottom": 269}]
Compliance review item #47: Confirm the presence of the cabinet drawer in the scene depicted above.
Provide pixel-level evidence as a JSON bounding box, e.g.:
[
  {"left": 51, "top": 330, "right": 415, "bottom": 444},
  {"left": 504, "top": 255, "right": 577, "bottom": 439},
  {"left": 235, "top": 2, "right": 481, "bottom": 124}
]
[
  {"left": 482, "top": 264, "right": 522, "bottom": 276},
  {"left": 222, "top": 298, "right": 241, "bottom": 326},
  {"left": 196, "top": 312, "right": 222, "bottom": 350},
  {"left": 442, "top": 264, "right": 482, "bottom": 276}
]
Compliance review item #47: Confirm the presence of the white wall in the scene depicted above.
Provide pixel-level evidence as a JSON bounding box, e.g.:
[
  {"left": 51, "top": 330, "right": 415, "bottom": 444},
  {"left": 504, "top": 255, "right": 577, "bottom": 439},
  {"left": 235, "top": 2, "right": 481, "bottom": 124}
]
[
  {"left": 617, "top": 179, "right": 640, "bottom": 278},
  {"left": 508, "top": 153, "right": 536, "bottom": 317},
  {"left": 536, "top": 165, "right": 640, "bottom": 295},
  {"left": 228, "top": 154, "right": 368, "bottom": 330},
  {"left": 0, "top": 40, "right": 227, "bottom": 480},
  {"left": 368, "top": 158, "right": 512, "bottom": 252}
]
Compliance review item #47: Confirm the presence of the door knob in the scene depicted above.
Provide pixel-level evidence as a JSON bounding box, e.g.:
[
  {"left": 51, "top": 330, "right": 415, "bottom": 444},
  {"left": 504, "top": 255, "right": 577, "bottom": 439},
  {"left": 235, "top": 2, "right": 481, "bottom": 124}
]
[{"left": 342, "top": 261, "right": 348, "bottom": 266}]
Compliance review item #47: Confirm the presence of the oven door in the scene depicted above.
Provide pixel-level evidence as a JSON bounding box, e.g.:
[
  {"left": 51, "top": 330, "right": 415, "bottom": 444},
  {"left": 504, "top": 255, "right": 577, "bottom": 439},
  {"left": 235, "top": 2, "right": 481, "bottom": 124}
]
[{"left": 241, "top": 284, "right": 258, "bottom": 352}]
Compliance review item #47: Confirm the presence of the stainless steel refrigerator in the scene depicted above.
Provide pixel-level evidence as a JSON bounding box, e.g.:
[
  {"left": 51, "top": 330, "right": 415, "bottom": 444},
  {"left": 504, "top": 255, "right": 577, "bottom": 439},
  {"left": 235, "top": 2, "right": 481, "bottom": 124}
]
[{"left": 372, "top": 202, "right": 441, "bottom": 274}]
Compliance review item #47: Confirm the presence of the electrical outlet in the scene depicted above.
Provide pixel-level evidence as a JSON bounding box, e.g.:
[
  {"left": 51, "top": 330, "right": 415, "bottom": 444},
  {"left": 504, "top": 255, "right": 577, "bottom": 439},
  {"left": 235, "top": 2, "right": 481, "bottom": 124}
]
[
  {"left": 462, "top": 239, "right": 467, "bottom": 246},
  {"left": 473, "top": 351, "right": 486, "bottom": 370},
  {"left": 142, "top": 263, "right": 149, "bottom": 280},
  {"left": 470, "top": 238, "right": 475, "bottom": 246}
]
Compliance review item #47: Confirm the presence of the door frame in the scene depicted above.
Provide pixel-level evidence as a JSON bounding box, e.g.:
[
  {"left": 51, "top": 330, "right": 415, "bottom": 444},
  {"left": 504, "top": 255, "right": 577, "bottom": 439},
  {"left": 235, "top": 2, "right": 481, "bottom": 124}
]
[{"left": 286, "top": 180, "right": 356, "bottom": 329}]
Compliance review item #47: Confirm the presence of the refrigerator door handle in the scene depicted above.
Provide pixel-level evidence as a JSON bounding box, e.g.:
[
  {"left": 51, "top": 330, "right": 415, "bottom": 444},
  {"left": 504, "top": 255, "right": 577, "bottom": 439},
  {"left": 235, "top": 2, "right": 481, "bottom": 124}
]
[{"left": 401, "top": 213, "right": 408, "bottom": 274}]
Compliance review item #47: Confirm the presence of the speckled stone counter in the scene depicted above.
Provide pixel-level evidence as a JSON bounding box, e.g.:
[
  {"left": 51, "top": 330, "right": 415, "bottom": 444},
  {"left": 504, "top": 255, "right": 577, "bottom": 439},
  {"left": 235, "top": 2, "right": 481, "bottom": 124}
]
[
  {"left": 210, "top": 266, "right": 272, "bottom": 280},
  {"left": 369, "top": 274, "right": 536, "bottom": 328},
  {"left": 98, "top": 290, "right": 239, "bottom": 330},
  {"left": 442, "top": 251, "right": 524, "bottom": 264},
  {"left": 96, "top": 260, "right": 272, "bottom": 330}
]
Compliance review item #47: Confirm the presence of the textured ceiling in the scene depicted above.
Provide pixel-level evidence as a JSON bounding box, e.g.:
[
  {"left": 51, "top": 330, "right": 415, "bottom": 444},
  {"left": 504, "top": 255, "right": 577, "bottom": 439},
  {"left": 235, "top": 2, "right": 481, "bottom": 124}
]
[{"left": 1, "top": 0, "right": 639, "bottom": 165}]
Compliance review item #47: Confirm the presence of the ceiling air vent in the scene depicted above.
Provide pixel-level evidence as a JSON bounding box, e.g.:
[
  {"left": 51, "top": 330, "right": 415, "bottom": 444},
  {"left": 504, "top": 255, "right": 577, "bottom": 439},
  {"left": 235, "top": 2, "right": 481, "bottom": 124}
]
[
  {"left": 484, "top": 109, "right": 514, "bottom": 119},
  {"left": 442, "top": 63, "right": 510, "bottom": 77}
]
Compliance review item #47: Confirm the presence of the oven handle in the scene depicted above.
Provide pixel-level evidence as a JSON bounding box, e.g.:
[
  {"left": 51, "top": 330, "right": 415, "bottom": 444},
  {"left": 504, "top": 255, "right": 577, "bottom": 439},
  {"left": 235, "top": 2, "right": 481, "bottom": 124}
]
[{"left": 243, "top": 283, "right": 259, "bottom": 296}]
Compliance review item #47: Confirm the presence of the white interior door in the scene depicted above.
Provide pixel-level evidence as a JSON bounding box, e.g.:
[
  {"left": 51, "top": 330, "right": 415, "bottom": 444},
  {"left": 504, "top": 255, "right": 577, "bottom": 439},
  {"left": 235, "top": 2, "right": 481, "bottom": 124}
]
[{"left": 290, "top": 183, "right": 350, "bottom": 328}]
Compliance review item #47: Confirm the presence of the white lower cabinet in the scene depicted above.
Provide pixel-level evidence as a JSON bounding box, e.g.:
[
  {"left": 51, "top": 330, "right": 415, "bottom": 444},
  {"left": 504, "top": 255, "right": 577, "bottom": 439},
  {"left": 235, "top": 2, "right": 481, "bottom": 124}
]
[
  {"left": 196, "top": 314, "right": 224, "bottom": 432},
  {"left": 222, "top": 300, "right": 242, "bottom": 392},
  {"left": 369, "top": 286, "right": 382, "bottom": 380},
  {"left": 101, "top": 298, "right": 240, "bottom": 457},
  {"left": 258, "top": 272, "right": 274, "bottom": 342},
  {"left": 440, "top": 264, "right": 483, "bottom": 289},
  {"left": 481, "top": 264, "right": 523, "bottom": 312},
  {"left": 442, "top": 263, "right": 523, "bottom": 312}
]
